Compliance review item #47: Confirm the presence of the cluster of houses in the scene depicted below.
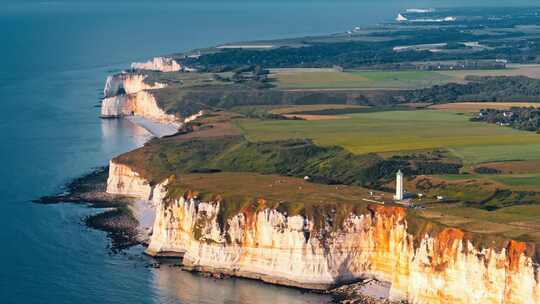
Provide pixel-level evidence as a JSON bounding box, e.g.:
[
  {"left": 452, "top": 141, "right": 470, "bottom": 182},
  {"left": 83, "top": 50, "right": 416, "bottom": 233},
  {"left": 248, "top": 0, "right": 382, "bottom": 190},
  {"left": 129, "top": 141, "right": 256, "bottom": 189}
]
[
  {"left": 415, "top": 60, "right": 506, "bottom": 70},
  {"left": 396, "top": 13, "right": 456, "bottom": 23},
  {"left": 475, "top": 109, "right": 516, "bottom": 127}
]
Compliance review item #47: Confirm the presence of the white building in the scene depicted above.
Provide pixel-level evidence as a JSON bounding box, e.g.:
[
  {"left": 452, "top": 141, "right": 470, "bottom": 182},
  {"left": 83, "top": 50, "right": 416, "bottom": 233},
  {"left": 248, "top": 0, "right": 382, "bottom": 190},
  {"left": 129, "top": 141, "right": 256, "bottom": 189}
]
[
  {"left": 394, "top": 170, "right": 404, "bottom": 200},
  {"left": 396, "top": 14, "right": 408, "bottom": 22}
]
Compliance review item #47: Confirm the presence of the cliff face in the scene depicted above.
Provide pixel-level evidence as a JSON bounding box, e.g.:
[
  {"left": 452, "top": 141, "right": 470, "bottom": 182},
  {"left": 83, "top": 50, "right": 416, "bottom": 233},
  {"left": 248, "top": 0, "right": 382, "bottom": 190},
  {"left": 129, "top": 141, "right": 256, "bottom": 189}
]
[
  {"left": 131, "top": 57, "right": 182, "bottom": 72},
  {"left": 101, "top": 95, "right": 127, "bottom": 118},
  {"left": 101, "top": 91, "right": 178, "bottom": 123},
  {"left": 106, "top": 161, "right": 154, "bottom": 199},
  {"left": 146, "top": 189, "right": 540, "bottom": 304},
  {"left": 103, "top": 73, "right": 165, "bottom": 98},
  {"left": 101, "top": 72, "right": 181, "bottom": 129}
]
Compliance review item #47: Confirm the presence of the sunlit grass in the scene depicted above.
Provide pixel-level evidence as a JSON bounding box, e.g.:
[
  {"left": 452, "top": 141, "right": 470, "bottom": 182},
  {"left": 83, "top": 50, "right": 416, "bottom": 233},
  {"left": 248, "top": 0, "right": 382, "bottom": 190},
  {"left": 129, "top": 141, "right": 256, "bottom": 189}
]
[{"left": 237, "top": 109, "right": 540, "bottom": 164}]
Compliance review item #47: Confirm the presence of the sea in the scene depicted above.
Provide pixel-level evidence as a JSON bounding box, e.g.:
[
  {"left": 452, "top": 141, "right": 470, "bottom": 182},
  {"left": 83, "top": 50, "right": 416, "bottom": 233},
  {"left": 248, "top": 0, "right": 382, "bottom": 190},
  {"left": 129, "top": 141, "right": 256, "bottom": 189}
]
[{"left": 0, "top": 1, "right": 535, "bottom": 303}]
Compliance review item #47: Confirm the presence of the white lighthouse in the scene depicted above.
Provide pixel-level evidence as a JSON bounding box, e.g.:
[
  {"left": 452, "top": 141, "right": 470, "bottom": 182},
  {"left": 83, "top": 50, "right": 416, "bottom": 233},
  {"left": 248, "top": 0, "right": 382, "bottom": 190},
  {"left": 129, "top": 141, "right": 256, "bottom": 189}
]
[{"left": 394, "top": 170, "right": 404, "bottom": 200}]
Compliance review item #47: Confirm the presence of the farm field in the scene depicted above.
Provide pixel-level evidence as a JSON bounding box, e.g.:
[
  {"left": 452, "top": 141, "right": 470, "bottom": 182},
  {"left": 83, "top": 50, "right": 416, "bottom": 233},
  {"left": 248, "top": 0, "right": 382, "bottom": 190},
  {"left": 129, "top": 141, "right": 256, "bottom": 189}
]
[
  {"left": 271, "top": 64, "right": 540, "bottom": 90},
  {"left": 272, "top": 69, "right": 452, "bottom": 89},
  {"left": 236, "top": 109, "right": 540, "bottom": 164},
  {"left": 268, "top": 104, "right": 367, "bottom": 115},
  {"left": 430, "top": 102, "right": 540, "bottom": 112},
  {"left": 432, "top": 172, "right": 540, "bottom": 191},
  {"left": 449, "top": 144, "right": 540, "bottom": 164},
  {"left": 478, "top": 160, "right": 540, "bottom": 174},
  {"left": 491, "top": 174, "right": 540, "bottom": 188},
  {"left": 439, "top": 64, "right": 540, "bottom": 81}
]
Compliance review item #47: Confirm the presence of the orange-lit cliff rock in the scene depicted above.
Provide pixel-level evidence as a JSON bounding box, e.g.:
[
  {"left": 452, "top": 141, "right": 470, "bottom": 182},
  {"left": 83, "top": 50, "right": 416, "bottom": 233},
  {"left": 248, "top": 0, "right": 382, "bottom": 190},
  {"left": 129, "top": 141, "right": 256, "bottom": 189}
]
[{"left": 144, "top": 184, "right": 540, "bottom": 304}]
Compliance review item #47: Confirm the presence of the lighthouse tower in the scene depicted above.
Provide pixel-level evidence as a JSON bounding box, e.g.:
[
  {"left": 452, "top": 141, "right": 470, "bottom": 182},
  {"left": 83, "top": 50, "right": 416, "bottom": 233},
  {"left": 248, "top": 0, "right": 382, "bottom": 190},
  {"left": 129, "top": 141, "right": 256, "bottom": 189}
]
[{"left": 394, "top": 170, "right": 404, "bottom": 200}]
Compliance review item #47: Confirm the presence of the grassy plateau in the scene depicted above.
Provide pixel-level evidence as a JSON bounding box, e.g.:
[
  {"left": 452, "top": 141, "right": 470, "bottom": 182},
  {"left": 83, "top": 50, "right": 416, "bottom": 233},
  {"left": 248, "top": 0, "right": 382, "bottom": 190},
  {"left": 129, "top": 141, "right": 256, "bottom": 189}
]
[{"left": 236, "top": 109, "right": 540, "bottom": 164}]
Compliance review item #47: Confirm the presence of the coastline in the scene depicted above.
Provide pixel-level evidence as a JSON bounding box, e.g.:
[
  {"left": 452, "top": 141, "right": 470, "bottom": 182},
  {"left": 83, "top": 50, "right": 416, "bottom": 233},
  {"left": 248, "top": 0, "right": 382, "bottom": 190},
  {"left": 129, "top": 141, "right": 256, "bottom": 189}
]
[
  {"left": 34, "top": 167, "right": 143, "bottom": 252},
  {"left": 39, "top": 51, "right": 540, "bottom": 303},
  {"left": 33, "top": 169, "right": 369, "bottom": 303},
  {"left": 125, "top": 115, "right": 180, "bottom": 138},
  {"left": 34, "top": 142, "right": 395, "bottom": 304}
]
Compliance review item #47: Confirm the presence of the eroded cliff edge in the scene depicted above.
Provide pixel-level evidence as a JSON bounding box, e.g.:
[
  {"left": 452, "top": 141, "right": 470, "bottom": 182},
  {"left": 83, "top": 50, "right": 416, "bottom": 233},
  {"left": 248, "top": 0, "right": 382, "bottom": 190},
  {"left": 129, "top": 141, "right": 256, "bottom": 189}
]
[
  {"left": 105, "top": 161, "right": 540, "bottom": 304},
  {"left": 101, "top": 73, "right": 174, "bottom": 121}
]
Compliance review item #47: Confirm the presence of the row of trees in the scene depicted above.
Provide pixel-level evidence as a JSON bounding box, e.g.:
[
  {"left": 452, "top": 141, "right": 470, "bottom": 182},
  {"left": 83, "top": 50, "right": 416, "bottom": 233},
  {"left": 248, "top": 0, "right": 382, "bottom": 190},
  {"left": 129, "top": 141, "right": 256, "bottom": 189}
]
[
  {"left": 178, "top": 25, "right": 540, "bottom": 71},
  {"left": 405, "top": 76, "right": 540, "bottom": 103}
]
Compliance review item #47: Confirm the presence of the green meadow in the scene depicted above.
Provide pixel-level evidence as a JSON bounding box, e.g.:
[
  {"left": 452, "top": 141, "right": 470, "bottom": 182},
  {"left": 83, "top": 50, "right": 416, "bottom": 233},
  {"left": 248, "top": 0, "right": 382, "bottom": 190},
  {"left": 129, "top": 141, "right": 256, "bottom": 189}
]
[
  {"left": 236, "top": 110, "right": 540, "bottom": 164},
  {"left": 492, "top": 174, "right": 540, "bottom": 187},
  {"left": 273, "top": 69, "right": 452, "bottom": 89},
  {"left": 272, "top": 65, "right": 540, "bottom": 90}
]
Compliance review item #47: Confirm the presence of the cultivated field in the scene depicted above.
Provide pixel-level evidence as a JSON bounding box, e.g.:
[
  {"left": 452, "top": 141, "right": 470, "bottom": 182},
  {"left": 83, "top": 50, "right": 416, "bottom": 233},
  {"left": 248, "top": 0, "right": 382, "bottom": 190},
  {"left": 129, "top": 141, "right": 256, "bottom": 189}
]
[
  {"left": 236, "top": 109, "right": 540, "bottom": 164},
  {"left": 478, "top": 160, "right": 540, "bottom": 174},
  {"left": 272, "top": 69, "right": 451, "bottom": 89},
  {"left": 439, "top": 64, "right": 540, "bottom": 81},
  {"left": 430, "top": 102, "right": 540, "bottom": 112},
  {"left": 271, "top": 65, "right": 540, "bottom": 90},
  {"left": 269, "top": 104, "right": 367, "bottom": 115},
  {"left": 492, "top": 174, "right": 540, "bottom": 188}
]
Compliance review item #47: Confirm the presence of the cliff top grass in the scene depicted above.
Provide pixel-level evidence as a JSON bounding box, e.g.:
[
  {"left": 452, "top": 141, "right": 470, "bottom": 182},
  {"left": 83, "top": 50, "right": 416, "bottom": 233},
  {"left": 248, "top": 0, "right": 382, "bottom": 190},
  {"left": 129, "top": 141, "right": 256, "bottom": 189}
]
[
  {"left": 113, "top": 136, "right": 393, "bottom": 188},
  {"left": 165, "top": 172, "right": 540, "bottom": 257},
  {"left": 411, "top": 202, "right": 540, "bottom": 258},
  {"left": 165, "top": 172, "right": 379, "bottom": 231},
  {"left": 143, "top": 71, "right": 230, "bottom": 88}
]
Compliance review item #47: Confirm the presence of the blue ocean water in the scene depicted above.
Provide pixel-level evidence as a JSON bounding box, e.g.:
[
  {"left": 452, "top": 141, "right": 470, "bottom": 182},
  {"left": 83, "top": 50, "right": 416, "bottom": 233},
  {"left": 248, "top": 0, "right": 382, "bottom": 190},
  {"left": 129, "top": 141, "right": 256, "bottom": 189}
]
[{"left": 0, "top": 1, "right": 536, "bottom": 303}]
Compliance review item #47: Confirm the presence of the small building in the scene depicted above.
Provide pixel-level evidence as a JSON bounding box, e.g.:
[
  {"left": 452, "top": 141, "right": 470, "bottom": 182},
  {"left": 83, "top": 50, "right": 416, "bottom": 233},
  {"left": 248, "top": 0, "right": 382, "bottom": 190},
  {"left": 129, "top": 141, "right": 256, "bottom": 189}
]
[
  {"left": 503, "top": 111, "right": 514, "bottom": 118},
  {"left": 396, "top": 14, "right": 408, "bottom": 22}
]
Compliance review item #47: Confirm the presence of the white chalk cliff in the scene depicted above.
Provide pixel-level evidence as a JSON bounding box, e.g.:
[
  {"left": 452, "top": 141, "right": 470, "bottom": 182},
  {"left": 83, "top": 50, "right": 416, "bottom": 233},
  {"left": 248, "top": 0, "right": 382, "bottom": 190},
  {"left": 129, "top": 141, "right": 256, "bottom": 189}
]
[
  {"left": 131, "top": 57, "right": 182, "bottom": 72},
  {"left": 136, "top": 178, "right": 540, "bottom": 304},
  {"left": 101, "top": 72, "right": 184, "bottom": 136},
  {"left": 106, "top": 161, "right": 154, "bottom": 199},
  {"left": 103, "top": 73, "right": 165, "bottom": 98},
  {"left": 101, "top": 91, "right": 178, "bottom": 123}
]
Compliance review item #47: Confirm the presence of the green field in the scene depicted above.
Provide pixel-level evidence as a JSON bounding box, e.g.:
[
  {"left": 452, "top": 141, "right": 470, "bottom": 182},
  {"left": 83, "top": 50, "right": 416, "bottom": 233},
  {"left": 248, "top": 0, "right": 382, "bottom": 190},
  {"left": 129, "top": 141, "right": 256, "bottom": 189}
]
[
  {"left": 492, "top": 174, "right": 540, "bottom": 187},
  {"left": 432, "top": 173, "right": 540, "bottom": 193},
  {"left": 449, "top": 144, "right": 540, "bottom": 164},
  {"left": 438, "top": 64, "right": 540, "bottom": 81},
  {"left": 273, "top": 69, "right": 453, "bottom": 89},
  {"left": 236, "top": 109, "right": 540, "bottom": 164},
  {"left": 272, "top": 65, "right": 540, "bottom": 90}
]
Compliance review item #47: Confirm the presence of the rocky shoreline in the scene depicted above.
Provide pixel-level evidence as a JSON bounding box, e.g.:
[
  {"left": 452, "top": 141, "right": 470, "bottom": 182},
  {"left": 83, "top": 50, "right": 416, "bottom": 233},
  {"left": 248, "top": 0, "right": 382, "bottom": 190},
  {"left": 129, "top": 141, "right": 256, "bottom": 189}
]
[
  {"left": 35, "top": 167, "right": 119, "bottom": 205},
  {"left": 329, "top": 280, "right": 406, "bottom": 304},
  {"left": 34, "top": 167, "right": 141, "bottom": 252},
  {"left": 34, "top": 168, "right": 396, "bottom": 303}
]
